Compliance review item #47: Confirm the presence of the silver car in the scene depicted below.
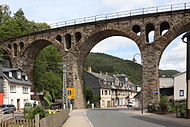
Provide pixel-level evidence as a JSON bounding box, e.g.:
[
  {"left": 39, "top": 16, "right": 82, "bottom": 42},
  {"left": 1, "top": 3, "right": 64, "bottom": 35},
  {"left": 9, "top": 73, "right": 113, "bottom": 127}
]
[{"left": 0, "top": 104, "right": 16, "bottom": 114}]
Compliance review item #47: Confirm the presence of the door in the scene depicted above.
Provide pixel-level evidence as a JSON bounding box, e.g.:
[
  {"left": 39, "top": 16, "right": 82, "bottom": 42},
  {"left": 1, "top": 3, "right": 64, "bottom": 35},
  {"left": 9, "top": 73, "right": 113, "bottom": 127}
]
[{"left": 17, "top": 99, "right": 20, "bottom": 111}]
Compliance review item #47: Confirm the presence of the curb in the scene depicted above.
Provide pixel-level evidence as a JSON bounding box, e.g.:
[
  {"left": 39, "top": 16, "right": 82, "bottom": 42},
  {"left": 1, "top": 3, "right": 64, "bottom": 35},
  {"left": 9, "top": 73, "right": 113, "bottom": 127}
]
[
  {"left": 121, "top": 110, "right": 190, "bottom": 126},
  {"left": 84, "top": 110, "right": 94, "bottom": 127}
]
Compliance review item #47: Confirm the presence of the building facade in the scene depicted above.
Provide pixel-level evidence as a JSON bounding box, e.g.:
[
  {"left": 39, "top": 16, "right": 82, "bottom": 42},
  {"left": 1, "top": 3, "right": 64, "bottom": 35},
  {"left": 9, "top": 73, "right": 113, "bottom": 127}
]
[
  {"left": 159, "top": 75, "right": 174, "bottom": 101},
  {"left": 0, "top": 68, "right": 32, "bottom": 111},
  {"left": 85, "top": 70, "right": 137, "bottom": 108},
  {"left": 173, "top": 72, "right": 186, "bottom": 101}
]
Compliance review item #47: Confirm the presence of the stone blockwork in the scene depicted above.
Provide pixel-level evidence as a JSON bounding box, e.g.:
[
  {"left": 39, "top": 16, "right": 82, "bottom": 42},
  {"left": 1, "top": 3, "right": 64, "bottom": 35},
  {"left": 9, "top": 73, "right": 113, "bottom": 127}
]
[{"left": 1, "top": 9, "right": 190, "bottom": 108}]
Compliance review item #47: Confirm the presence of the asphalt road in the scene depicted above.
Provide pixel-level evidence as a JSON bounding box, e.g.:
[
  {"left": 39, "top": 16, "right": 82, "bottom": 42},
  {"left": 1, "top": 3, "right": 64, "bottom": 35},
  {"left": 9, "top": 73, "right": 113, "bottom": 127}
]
[{"left": 86, "top": 109, "right": 190, "bottom": 127}]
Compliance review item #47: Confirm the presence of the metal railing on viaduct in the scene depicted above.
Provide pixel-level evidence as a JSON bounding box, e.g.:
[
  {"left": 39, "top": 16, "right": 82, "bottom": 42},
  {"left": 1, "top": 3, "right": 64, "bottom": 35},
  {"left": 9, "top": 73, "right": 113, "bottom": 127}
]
[{"left": 49, "top": 2, "right": 190, "bottom": 28}]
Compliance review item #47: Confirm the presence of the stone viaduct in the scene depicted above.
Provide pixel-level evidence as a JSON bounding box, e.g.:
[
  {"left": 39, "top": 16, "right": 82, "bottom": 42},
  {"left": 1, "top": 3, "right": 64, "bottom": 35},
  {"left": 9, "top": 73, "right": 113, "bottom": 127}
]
[{"left": 1, "top": 8, "right": 190, "bottom": 109}]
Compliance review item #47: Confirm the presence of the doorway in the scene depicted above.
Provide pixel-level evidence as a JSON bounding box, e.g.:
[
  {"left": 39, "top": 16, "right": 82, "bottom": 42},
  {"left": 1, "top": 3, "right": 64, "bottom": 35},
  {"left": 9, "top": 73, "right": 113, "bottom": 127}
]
[{"left": 17, "top": 99, "right": 20, "bottom": 111}]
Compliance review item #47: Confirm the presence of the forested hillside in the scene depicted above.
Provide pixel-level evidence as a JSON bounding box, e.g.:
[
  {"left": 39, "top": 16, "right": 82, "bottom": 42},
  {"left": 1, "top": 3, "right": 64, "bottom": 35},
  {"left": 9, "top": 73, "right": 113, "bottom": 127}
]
[{"left": 84, "top": 53, "right": 180, "bottom": 86}]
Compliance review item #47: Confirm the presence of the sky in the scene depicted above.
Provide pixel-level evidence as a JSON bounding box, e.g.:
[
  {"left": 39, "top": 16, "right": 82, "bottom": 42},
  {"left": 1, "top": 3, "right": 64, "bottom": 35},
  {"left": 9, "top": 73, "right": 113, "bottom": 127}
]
[{"left": 1, "top": 0, "right": 190, "bottom": 72}]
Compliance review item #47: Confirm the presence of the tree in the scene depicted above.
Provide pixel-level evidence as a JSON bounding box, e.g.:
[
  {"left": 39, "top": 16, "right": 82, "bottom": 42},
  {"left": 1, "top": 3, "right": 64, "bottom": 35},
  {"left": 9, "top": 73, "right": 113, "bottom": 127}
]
[
  {"left": 0, "top": 4, "right": 50, "bottom": 41},
  {"left": 0, "top": 4, "right": 11, "bottom": 22},
  {"left": 34, "top": 45, "right": 63, "bottom": 102},
  {"left": 14, "top": 8, "right": 26, "bottom": 20},
  {"left": 84, "top": 88, "right": 94, "bottom": 103}
]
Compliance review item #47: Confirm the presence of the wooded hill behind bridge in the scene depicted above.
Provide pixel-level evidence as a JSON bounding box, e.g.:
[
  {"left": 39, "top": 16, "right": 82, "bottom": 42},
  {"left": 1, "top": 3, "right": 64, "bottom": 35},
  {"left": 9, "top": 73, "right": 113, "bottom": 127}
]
[{"left": 84, "top": 52, "right": 180, "bottom": 86}]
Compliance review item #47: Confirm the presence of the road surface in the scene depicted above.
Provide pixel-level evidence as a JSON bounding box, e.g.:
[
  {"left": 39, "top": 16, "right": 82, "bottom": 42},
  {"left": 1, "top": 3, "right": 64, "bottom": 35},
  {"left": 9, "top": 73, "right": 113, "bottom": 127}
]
[{"left": 86, "top": 109, "right": 190, "bottom": 127}]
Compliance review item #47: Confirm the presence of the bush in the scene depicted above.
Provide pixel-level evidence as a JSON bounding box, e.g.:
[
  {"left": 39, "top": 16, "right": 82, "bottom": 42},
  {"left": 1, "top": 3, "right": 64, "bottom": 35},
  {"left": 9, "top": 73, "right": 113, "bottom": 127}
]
[
  {"left": 24, "top": 105, "right": 46, "bottom": 119},
  {"left": 147, "top": 103, "right": 157, "bottom": 112},
  {"left": 167, "top": 103, "right": 176, "bottom": 113}
]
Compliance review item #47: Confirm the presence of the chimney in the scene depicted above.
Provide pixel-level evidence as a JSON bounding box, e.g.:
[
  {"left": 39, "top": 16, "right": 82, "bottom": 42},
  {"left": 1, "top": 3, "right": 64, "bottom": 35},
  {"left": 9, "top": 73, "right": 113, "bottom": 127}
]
[
  {"left": 88, "top": 66, "right": 92, "bottom": 72},
  {"left": 100, "top": 71, "right": 102, "bottom": 75}
]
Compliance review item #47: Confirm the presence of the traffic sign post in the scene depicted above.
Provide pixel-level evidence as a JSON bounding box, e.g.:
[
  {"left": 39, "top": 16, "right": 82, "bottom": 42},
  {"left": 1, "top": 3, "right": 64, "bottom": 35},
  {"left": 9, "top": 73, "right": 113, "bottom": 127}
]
[{"left": 66, "top": 88, "right": 76, "bottom": 99}]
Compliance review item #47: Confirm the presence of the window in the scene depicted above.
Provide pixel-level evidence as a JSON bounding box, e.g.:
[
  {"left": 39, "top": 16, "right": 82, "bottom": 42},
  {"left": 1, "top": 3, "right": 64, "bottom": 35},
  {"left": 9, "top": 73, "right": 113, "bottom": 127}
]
[
  {"left": 179, "top": 90, "right": 184, "bottom": 96},
  {"left": 102, "top": 90, "right": 104, "bottom": 95},
  {"left": 25, "top": 75, "right": 28, "bottom": 81},
  {"left": 23, "top": 87, "right": 28, "bottom": 94},
  {"left": 9, "top": 72, "right": 12, "bottom": 78},
  {"left": 17, "top": 71, "right": 21, "bottom": 79},
  {"left": 23, "top": 99, "right": 28, "bottom": 104},
  {"left": 10, "top": 85, "right": 16, "bottom": 93},
  {"left": 105, "top": 90, "right": 107, "bottom": 95}
]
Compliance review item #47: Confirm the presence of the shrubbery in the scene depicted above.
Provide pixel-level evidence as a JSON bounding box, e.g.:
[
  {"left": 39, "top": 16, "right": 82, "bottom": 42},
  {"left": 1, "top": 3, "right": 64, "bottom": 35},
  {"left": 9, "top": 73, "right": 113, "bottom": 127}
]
[
  {"left": 24, "top": 105, "right": 46, "bottom": 120},
  {"left": 147, "top": 96, "right": 186, "bottom": 116}
]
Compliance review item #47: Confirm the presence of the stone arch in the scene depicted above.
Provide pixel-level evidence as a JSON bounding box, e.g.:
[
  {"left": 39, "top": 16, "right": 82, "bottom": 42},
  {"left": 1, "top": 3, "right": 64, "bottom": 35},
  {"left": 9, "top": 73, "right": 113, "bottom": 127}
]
[
  {"left": 13, "top": 43, "right": 18, "bottom": 56},
  {"left": 158, "top": 19, "right": 190, "bottom": 65},
  {"left": 20, "top": 38, "right": 62, "bottom": 80},
  {"left": 0, "top": 45, "right": 13, "bottom": 66},
  {"left": 19, "top": 41, "right": 24, "bottom": 50},
  {"left": 56, "top": 35, "right": 62, "bottom": 43},
  {"left": 75, "top": 32, "right": 82, "bottom": 42},
  {"left": 75, "top": 27, "right": 142, "bottom": 61},
  {"left": 65, "top": 34, "right": 72, "bottom": 50},
  {"left": 8, "top": 44, "right": 12, "bottom": 50},
  {"left": 145, "top": 23, "right": 155, "bottom": 43},
  {"left": 160, "top": 21, "right": 170, "bottom": 36},
  {"left": 132, "top": 25, "right": 141, "bottom": 35},
  {"left": 21, "top": 38, "right": 61, "bottom": 59}
]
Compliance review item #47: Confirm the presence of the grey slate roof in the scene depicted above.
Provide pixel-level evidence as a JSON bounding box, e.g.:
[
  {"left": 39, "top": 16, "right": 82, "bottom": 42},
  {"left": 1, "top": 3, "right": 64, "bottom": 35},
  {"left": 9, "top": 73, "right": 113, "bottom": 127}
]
[
  {"left": 0, "top": 68, "right": 32, "bottom": 86},
  {"left": 87, "top": 72, "right": 113, "bottom": 89}
]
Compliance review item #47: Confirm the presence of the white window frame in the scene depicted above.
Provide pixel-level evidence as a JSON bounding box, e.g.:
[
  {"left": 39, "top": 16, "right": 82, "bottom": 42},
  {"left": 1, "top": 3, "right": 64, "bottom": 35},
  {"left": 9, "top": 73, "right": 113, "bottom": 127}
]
[
  {"left": 9, "top": 72, "right": 13, "bottom": 78},
  {"left": 23, "top": 87, "right": 29, "bottom": 94},
  {"left": 179, "top": 90, "right": 184, "bottom": 97},
  {"left": 17, "top": 71, "right": 22, "bottom": 79},
  {"left": 10, "top": 85, "right": 16, "bottom": 93}
]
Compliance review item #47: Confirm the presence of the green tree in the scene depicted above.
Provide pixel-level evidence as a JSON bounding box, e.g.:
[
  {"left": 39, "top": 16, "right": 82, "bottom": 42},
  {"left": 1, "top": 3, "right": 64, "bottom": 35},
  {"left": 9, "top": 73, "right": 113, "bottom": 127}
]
[
  {"left": 34, "top": 45, "right": 63, "bottom": 102},
  {"left": 13, "top": 8, "right": 26, "bottom": 20}
]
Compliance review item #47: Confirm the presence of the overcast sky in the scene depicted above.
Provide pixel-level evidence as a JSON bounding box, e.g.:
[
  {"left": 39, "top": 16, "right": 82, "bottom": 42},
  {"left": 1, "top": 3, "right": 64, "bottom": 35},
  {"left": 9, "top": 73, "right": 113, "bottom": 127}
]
[{"left": 1, "top": 0, "right": 190, "bottom": 72}]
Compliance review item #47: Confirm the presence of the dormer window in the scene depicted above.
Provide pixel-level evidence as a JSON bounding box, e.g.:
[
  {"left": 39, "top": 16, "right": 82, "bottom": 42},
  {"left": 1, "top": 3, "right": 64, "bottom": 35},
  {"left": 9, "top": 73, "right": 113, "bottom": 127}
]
[
  {"left": 25, "top": 75, "right": 28, "bottom": 81},
  {"left": 9, "top": 72, "right": 13, "bottom": 78},
  {"left": 17, "top": 71, "right": 21, "bottom": 79}
]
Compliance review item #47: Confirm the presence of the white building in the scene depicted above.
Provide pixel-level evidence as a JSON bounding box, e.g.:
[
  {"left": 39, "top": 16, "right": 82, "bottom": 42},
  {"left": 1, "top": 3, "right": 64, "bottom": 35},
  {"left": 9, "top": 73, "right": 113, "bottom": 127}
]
[
  {"left": 173, "top": 72, "right": 186, "bottom": 101},
  {"left": 1, "top": 68, "right": 32, "bottom": 111}
]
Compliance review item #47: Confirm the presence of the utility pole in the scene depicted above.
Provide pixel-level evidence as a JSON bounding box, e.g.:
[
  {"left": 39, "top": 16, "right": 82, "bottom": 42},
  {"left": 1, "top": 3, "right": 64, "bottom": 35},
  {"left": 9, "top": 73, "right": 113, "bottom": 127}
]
[
  {"left": 62, "top": 63, "right": 68, "bottom": 109},
  {"left": 182, "top": 33, "right": 190, "bottom": 119}
]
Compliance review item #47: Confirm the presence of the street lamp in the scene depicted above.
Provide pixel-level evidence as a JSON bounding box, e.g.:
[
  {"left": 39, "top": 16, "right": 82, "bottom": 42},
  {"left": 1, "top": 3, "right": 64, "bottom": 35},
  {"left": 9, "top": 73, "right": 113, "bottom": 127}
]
[
  {"left": 132, "top": 53, "right": 143, "bottom": 114},
  {"left": 181, "top": 33, "right": 190, "bottom": 119}
]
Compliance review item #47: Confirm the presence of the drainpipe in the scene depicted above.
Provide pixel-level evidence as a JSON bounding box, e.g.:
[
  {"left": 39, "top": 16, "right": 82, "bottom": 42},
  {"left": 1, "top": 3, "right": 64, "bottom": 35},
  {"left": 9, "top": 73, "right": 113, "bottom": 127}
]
[{"left": 182, "top": 33, "right": 190, "bottom": 119}]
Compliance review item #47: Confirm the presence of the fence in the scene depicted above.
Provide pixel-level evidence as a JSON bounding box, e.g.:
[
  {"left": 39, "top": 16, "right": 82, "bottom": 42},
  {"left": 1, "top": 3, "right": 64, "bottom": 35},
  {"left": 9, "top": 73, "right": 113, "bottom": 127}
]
[
  {"left": 0, "top": 109, "right": 69, "bottom": 127},
  {"left": 39, "top": 109, "right": 69, "bottom": 127},
  {"left": 1, "top": 118, "right": 35, "bottom": 127},
  {"left": 49, "top": 2, "right": 190, "bottom": 28}
]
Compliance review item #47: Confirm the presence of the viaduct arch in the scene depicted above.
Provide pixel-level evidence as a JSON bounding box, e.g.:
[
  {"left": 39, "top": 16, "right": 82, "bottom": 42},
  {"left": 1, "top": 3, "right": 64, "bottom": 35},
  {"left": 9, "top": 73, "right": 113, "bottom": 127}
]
[{"left": 1, "top": 9, "right": 190, "bottom": 109}]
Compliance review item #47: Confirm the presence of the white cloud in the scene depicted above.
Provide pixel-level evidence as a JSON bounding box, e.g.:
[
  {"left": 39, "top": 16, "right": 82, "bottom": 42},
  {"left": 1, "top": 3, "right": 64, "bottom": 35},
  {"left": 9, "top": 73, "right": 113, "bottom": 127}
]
[
  {"left": 159, "top": 39, "right": 186, "bottom": 72},
  {"left": 101, "top": 0, "right": 155, "bottom": 11},
  {"left": 91, "top": 36, "right": 135, "bottom": 52}
]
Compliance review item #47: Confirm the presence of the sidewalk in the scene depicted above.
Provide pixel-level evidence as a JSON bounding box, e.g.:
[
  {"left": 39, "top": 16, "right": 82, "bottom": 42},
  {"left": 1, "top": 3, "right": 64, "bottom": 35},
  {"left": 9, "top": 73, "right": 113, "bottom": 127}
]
[
  {"left": 122, "top": 109, "right": 190, "bottom": 126},
  {"left": 62, "top": 109, "right": 93, "bottom": 127}
]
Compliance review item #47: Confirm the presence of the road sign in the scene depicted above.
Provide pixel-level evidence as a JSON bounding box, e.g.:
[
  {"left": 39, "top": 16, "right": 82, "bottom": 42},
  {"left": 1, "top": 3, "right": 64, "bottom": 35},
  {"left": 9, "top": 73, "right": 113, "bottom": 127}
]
[
  {"left": 152, "top": 91, "right": 160, "bottom": 93},
  {"left": 61, "top": 89, "right": 68, "bottom": 93},
  {"left": 66, "top": 88, "right": 76, "bottom": 99}
]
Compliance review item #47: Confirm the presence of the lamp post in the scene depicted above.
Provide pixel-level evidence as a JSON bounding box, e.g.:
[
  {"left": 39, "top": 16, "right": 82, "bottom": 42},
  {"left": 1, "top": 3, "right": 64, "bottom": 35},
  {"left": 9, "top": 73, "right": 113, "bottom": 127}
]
[
  {"left": 132, "top": 53, "right": 143, "bottom": 114},
  {"left": 182, "top": 33, "right": 190, "bottom": 119}
]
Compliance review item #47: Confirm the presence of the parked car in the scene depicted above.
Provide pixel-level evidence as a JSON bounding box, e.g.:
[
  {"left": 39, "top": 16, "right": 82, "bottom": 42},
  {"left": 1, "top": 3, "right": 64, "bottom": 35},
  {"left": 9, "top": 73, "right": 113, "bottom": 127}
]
[
  {"left": 0, "top": 104, "right": 16, "bottom": 114},
  {"left": 127, "top": 102, "right": 135, "bottom": 107}
]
